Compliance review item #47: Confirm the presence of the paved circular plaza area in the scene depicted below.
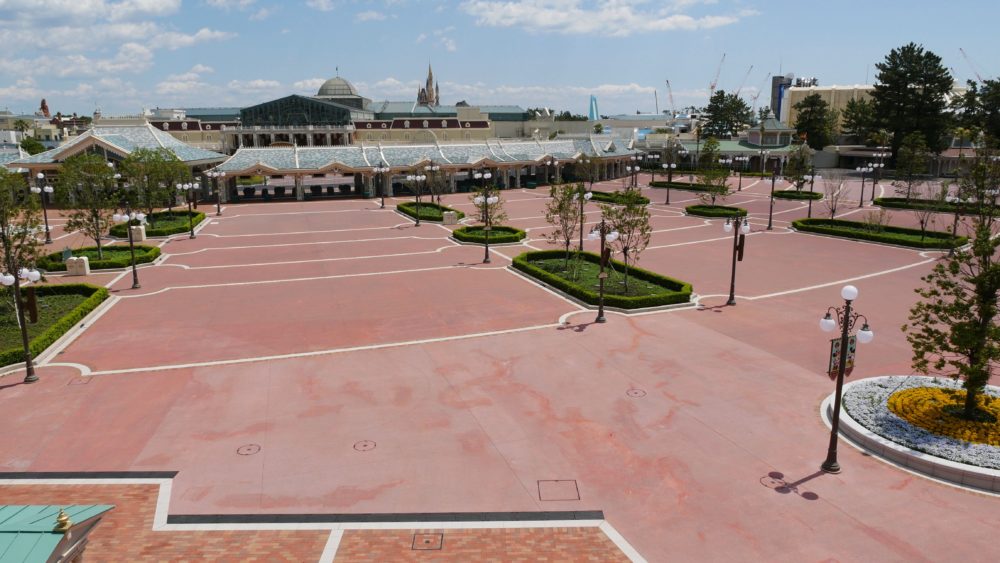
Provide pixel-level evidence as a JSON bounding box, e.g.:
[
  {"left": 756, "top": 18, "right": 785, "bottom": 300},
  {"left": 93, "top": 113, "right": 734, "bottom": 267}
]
[{"left": 1, "top": 173, "right": 998, "bottom": 561}]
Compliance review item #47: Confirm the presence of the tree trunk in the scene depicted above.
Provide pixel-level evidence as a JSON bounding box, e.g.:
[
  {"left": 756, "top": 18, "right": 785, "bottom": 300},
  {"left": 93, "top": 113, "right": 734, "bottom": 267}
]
[
  {"left": 963, "top": 384, "right": 980, "bottom": 419},
  {"left": 564, "top": 241, "right": 570, "bottom": 269},
  {"left": 93, "top": 212, "right": 104, "bottom": 259},
  {"left": 622, "top": 249, "right": 630, "bottom": 291}
]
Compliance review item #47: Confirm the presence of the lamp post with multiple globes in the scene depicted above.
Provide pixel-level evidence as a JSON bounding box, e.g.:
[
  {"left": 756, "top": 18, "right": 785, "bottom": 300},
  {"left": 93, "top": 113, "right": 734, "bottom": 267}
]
[
  {"left": 1, "top": 267, "right": 42, "bottom": 383},
  {"left": 176, "top": 183, "right": 197, "bottom": 238},
  {"left": 31, "top": 173, "right": 54, "bottom": 244},
  {"left": 587, "top": 220, "right": 619, "bottom": 323},
  {"left": 206, "top": 170, "right": 226, "bottom": 216},
  {"left": 723, "top": 216, "right": 751, "bottom": 305}
]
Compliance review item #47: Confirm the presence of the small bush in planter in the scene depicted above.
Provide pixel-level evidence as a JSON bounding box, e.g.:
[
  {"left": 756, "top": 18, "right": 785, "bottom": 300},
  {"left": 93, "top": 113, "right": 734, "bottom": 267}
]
[
  {"left": 275, "top": 186, "right": 286, "bottom": 197},
  {"left": 326, "top": 186, "right": 336, "bottom": 195},
  {"left": 243, "top": 187, "right": 256, "bottom": 198},
  {"left": 310, "top": 186, "right": 322, "bottom": 196}
]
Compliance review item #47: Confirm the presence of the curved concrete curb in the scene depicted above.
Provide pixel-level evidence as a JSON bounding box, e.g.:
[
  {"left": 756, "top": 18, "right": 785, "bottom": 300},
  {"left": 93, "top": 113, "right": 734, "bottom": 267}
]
[{"left": 821, "top": 378, "right": 1000, "bottom": 493}]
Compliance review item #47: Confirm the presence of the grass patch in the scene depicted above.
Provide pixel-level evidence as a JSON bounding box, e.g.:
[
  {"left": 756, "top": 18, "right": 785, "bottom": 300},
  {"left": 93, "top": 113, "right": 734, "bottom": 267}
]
[
  {"left": 0, "top": 284, "right": 109, "bottom": 367},
  {"left": 109, "top": 210, "right": 205, "bottom": 238},
  {"left": 453, "top": 225, "right": 526, "bottom": 244},
  {"left": 773, "top": 189, "right": 823, "bottom": 200},
  {"left": 589, "top": 190, "right": 651, "bottom": 205},
  {"left": 792, "top": 218, "right": 967, "bottom": 249},
  {"left": 685, "top": 205, "right": 747, "bottom": 218},
  {"left": 397, "top": 201, "right": 465, "bottom": 222},
  {"left": 512, "top": 250, "right": 692, "bottom": 309},
  {"left": 874, "top": 197, "right": 975, "bottom": 214},
  {"left": 38, "top": 245, "right": 161, "bottom": 271}
]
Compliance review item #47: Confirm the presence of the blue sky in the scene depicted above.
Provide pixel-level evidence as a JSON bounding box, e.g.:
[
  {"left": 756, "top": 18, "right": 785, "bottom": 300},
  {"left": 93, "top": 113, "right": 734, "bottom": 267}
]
[{"left": 0, "top": 0, "right": 997, "bottom": 117}]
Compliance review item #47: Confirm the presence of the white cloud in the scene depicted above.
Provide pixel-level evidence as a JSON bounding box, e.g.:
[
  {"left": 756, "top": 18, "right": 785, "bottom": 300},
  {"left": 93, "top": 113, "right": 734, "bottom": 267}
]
[
  {"left": 0, "top": 78, "right": 41, "bottom": 101},
  {"left": 355, "top": 10, "right": 386, "bottom": 22},
  {"left": 459, "top": 0, "right": 746, "bottom": 36},
  {"left": 293, "top": 78, "right": 327, "bottom": 91},
  {"left": 190, "top": 64, "right": 215, "bottom": 74},
  {"left": 439, "top": 37, "right": 457, "bottom": 51},
  {"left": 249, "top": 7, "right": 272, "bottom": 20},
  {"left": 227, "top": 79, "right": 283, "bottom": 91},
  {"left": 0, "top": 0, "right": 180, "bottom": 22},
  {"left": 205, "top": 0, "right": 256, "bottom": 8},
  {"left": 306, "top": 0, "right": 337, "bottom": 11},
  {"left": 148, "top": 28, "right": 236, "bottom": 50},
  {"left": 415, "top": 33, "right": 427, "bottom": 43}
]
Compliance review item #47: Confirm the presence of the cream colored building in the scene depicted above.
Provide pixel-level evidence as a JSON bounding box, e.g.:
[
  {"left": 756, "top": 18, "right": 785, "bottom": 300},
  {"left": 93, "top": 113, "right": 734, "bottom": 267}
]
[{"left": 779, "top": 85, "right": 874, "bottom": 130}]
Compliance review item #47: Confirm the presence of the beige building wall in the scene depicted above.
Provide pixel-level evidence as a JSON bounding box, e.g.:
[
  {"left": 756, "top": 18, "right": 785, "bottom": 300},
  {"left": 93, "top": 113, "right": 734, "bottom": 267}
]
[{"left": 780, "top": 85, "right": 874, "bottom": 130}]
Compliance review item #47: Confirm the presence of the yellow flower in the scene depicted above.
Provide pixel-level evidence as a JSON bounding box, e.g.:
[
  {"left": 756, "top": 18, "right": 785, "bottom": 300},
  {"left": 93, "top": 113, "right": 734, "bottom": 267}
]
[{"left": 888, "top": 387, "right": 1000, "bottom": 446}]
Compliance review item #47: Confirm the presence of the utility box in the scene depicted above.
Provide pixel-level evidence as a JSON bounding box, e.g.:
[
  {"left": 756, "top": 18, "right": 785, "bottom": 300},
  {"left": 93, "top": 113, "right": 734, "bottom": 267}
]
[
  {"left": 442, "top": 211, "right": 458, "bottom": 225},
  {"left": 66, "top": 256, "right": 90, "bottom": 277},
  {"left": 130, "top": 225, "right": 146, "bottom": 242}
]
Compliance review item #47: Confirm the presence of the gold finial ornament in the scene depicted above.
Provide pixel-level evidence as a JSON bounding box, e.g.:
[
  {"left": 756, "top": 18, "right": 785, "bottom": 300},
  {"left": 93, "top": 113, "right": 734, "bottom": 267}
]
[{"left": 54, "top": 508, "right": 72, "bottom": 533}]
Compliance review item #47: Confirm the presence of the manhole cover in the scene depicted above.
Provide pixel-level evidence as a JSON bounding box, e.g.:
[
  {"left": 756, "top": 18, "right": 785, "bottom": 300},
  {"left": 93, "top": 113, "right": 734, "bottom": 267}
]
[
  {"left": 236, "top": 444, "right": 261, "bottom": 456},
  {"left": 537, "top": 479, "right": 580, "bottom": 501},
  {"left": 67, "top": 377, "right": 91, "bottom": 386},
  {"left": 411, "top": 533, "right": 443, "bottom": 550},
  {"left": 353, "top": 440, "right": 376, "bottom": 452},
  {"left": 626, "top": 389, "right": 647, "bottom": 398}
]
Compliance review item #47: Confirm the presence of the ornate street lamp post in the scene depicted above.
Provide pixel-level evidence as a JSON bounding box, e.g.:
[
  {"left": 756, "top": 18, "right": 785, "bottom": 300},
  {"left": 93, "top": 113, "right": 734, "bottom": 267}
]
[
  {"left": 723, "top": 216, "right": 751, "bottom": 305},
  {"left": 766, "top": 170, "right": 777, "bottom": 230},
  {"left": 574, "top": 186, "right": 593, "bottom": 250},
  {"left": 587, "top": 221, "right": 619, "bottom": 323},
  {"left": 425, "top": 162, "right": 441, "bottom": 203},
  {"left": 206, "top": 170, "right": 226, "bottom": 216},
  {"left": 819, "top": 285, "right": 875, "bottom": 473},
  {"left": 473, "top": 188, "right": 499, "bottom": 264},
  {"left": 1, "top": 267, "right": 42, "bottom": 383},
  {"left": 112, "top": 205, "right": 146, "bottom": 289},
  {"left": 374, "top": 162, "right": 390, "bottom": 208},
  {"left": 31, "top": 173, "right": 54, "bottom": 244},
  {"left": 855, "top": 164, "right": 873, "bottom": 208},
  {"left": 176, "top": 183, "right": 197, "bottom": 238},
  {"left": 759, "top": 149, "right": 770, "bottom": 174},
  {"left": 661, "top": 162, "right": 674, "bottom": 204},
  {"left": 945, "top": 194, "right": 968, "bottom": 257},
  {"left": 734, "top": 155, "right": 749, "bottom": 191},
  {"left": 405, "top": 172, "right": 427, "bottom": 226}
]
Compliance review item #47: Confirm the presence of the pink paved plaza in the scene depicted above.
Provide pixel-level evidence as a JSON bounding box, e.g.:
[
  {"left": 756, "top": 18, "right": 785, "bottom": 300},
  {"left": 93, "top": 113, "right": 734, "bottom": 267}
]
[{"left": 1, "top": 174, "right": 998, "bottom": 561}]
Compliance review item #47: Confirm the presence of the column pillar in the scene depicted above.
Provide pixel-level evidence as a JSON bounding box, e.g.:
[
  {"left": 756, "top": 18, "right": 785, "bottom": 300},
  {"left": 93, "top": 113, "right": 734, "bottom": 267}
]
[
  {"left": 515, "top": 168, "right": 521, "bottom": 188},
  {"left": 555, "top": 165, "right": 562, "bottom": 184},
  {"left": 449, "top": 172, "right": 457, "bottom": 193},
  {"left": 295, "top": 175, "right": 304, "bottom": 201},
  {"left": 385, "top": 173, "right": 394, "bottom": 197}
]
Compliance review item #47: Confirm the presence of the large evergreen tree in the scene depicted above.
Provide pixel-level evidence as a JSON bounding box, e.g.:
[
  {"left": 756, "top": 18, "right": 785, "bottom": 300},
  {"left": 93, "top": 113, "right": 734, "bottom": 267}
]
[
  {"left": 701, "top": 90, "right": 752, "bottom": 138},
  {"left": 841, "top": 98, "right": 875, "bottom": 143},
  {"left": 871, "top": 43, "right": 954, "bottom": 156},
  {"left": 793, "top": 93, "right": 838, "bottom": 150},
  {"left": 952, "top": 79, "right": 1000, "bottom": 147}
]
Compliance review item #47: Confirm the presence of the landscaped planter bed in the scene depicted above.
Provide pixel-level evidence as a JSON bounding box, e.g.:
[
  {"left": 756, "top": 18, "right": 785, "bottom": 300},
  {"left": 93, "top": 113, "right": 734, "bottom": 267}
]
[
  {"left": 396, "top": 201, "right": 465, "bottom": 222},
  {"left": 649, "top": 181, "right": 714, "bottom": 192},
  {"left": 874, "top": 197, "right": 975, "bottom": 214},
  {"left": 791, "top": 218, "right": 965, "bottom": 249},
  {"left": 685, "top": 205, "right": 747, "bottom": 218},
  {"left": 452, "top": 226, "right": 525, "bottom": 244},
  {"left": 773, "top": 189, "right": 823, "bottom": 200},
  {"left": 109, "top": 210, "right": 205, "bottom": 237},
  {"left": 589, "top": 190, "right": 651, "bottom": 205},
  {"left": 38, "top": 245, "right": 161, "bottom": 271},
  {"left": 0, "top": 284, "right": 109, "bottom": 367},
  {"left": 511, "top": 250, "right": 692, "bottom": 309}
]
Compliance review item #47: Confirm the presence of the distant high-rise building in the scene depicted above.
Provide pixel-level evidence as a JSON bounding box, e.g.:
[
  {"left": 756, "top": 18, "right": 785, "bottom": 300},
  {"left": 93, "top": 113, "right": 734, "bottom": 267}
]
[
  {"left": 588, "top": 95, "right": 599, "bottom": 121},
  {"left": 770, "top": 75, "right": 793, "bottom": 118}
]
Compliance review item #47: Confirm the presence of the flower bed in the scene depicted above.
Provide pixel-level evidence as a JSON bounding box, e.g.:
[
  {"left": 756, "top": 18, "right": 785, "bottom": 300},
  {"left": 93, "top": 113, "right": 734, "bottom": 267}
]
[
  {"left": 888, "top": 387, "right": 999, "bottom": 446},
  {"left": 511, "top": 250, "right": 692, "bottom": 309},
  {"left": 791, "top": 218, "right": 965, "bottom": 249},
  {"left": 648, "top": 181, "right": 714, "bottom": 192},
  {"left": 843, "top": 376, "right": 1000, "bottom": 469},
  {"left": 38, "top": 245, "right": 161, "bottom": 271},
  {"left": 685, "top": 205, "right": 747, "bottom": 218},
  {"left": 452, "top": 226, "right": 526, "bottom": 244},
  {"left": 396, "top": 201, "right": 465, "bottom": 222},
  {"left": 773, "top": 189, "right": 823, "bottom": 200},
  {"left": 0, "top": 284, "right": 109, "bottom": 367},
  {"left": 589, "top": 190, "right": 651, "bottom": 205},
  {"left": 874, "top": 197, "right": 975, "bottom": 214},
  {"left": 109, "top": 210, "right": 205, "bottom": 238}
]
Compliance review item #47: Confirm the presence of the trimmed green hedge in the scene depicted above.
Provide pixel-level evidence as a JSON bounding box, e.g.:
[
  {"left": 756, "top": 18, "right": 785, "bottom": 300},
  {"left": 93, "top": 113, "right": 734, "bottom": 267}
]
[
  {"left": 773, "top": 189, "right": 823, "bottom": 200},
  {"left": 589, "top": 190, "right": 651, "bottom": 205},
  {"left": 453, "top": 225, "right": 526, "bottom": 244},
  {"left": 873, "top": 197, "right": 974, "bottom": 214},
  {"left": 685, "top": 205, "right": 747, "bottom": 218},
  {"left": 792, "top": 218, "right": 967, "bottom": 249},
  {"left": 38, "top": 245, "right": 161, "bottom": 271},
  {"left": 0, "top": 284, "right": 109, "bottom": 368},
  {"left": 397, "top": 201, "right": 465, "bottom": 222},
  {"left": 512, "top": 250, "right": 692, "bottom": 309},
  {"left": 109, "top": 210, "right": 205, "bottom": 238},
  {"left": 649, "top": 181, "right": 714, "bottom": 192}
]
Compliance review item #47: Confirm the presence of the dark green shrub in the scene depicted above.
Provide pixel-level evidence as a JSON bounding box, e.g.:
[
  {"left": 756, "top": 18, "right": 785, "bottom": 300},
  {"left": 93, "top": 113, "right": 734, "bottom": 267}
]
[
  {"left": 109, "top": 210, "right": 205, "bottom": 238},
  {"left": 453, "top": 226, "right": 526, "bottom": 244},
  {"left": 38, "top": 245, "right": 161, "bottom": 271},
  {"left": 397, "top": 201, "right": 465, "bottom": 221},
  {"left": 649, "top": 181, "right": 714, "bottom": 192},
  {"left": 792, "top": 218, "right": 966, "bottom": 249},
  {"left": 511, "top": 250, "right": 692, "bottom": 309},
  {"left": 0, "top": 284, "right": 109, "bottom": 367},
  {"left": 589, "top": 190, "right": 651, "bottom": 205},
  {"left": 685, "top": 205, "right": 747, "bottom": 218},
  {"left": 874, "top": 197, "right": 974, "bottom": 214},
  {"left": 773, "top": 190, "right": 823, "bottom": 200}
]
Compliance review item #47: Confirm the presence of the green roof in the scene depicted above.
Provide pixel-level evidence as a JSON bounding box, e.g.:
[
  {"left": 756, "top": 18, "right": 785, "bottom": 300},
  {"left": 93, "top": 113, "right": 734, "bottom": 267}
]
[{"left": 0, "top": 505, "right": 113, "bottom": 562}]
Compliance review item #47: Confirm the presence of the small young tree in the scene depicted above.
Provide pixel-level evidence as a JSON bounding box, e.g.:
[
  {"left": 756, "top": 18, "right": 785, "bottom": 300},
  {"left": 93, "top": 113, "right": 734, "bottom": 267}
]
[
  {"left": 120, "top": 148, "right": 188, "bottom": 226},
  {"left": 904, "top": 154, "right": 1000, "bottom": 420},
  {"left": 471, "top": 184, "right": 507, "bottom": 227},
  {"left": 602, "top": 187, "right": 651, "bottom": 292},
  {"left": 543, "top": 183, "right": 581, "bottom": 268},
  {"left": 784, "top": 142, "right": 814, "bottom": 191},
  {"left": 910, "top": 182, "right": 946, "bottom": 241},
  {"left": 696, "top": 137, "right": 731, "bottom": 206},
  {"left": 425, "top": 164, "right": 448, "bottom": 204},
  {"left": 821, "top": 174, "right": 846, "bottom": 218},
  {"left": 894, "top": 131, "right": 930, "bottom": 200},
  {"left": 56, "top": 153, "right": 119, "bottom": 258}
]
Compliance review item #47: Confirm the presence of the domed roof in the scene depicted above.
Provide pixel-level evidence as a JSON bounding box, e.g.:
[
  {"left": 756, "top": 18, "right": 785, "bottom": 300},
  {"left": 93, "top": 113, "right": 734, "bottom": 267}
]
[{"left": 317, "top": 76, "right": 359, "bottom": 97}]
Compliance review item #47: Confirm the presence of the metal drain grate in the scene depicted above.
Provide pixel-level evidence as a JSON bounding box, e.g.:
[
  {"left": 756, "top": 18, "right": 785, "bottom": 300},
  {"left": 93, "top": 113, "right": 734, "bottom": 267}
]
[
  {"left": 236, "top": 444, "right": 261, "bottom": 456},
  {"left": 353, "top": 440, "right": 376, "bottom": 452},
  {"left": 537, "top": 479, "right": 580, "bottom": 501},
  {"left": 411, "top": 533, "right": 443, "bottom": 550},
  {"left": 626, "top": 388, "right": 646, "bottom": 398}
]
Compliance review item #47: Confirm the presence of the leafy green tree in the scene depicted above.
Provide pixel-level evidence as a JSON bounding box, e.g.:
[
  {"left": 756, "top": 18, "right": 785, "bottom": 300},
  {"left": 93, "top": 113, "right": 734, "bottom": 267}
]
[
  {"left": 952, "top": 79, "right": 1000, "bottom": 148},
  {"left": 904, "top": 154, "right": 1000, "bottom": 420},
  {"left": 894, "top": 132, "right": 930, "bottom": 200},
  {"left": 793, "top": 93, "right": 838, "bottom": 149},
  {"left": 19, "top": 137, "right": 45, "bottom": 155},
  {"left": 784, "top": 142, "right": 814, "bottom": 190},
  {"left": 11, "top": 119, "right": 31, "bottom": 133},
  {"left": 701, "top": 90, "right": 752, "bottom": 138},
  {"left": 471, "top": 184, "right": 507, "bottom": 227},
  {"left": 756, "top": 106, "right": 771, "bottom": 125},
  {"left": 601, "top": 187, "right": 651, "bottom": 292},
  {"left": 871, "top": 42, "right": 954, "bottom": 156},
  {"left": 56, "top": 153, "right": 119, "bottom": 258},
  {"left": 696, "top": 137, "right": 731, "bottom": 206},
  {"left": 593, "top": 123, "right": 604, "bottom": 134},
  {"left": 841, "top": 98, "right": 875, "bottom": 143},
  {"left": 120, "top": 148, "right": 188, "bottom": 224},
  {"left": 543, "top": 183, "right": 582, "bottom": 268}
]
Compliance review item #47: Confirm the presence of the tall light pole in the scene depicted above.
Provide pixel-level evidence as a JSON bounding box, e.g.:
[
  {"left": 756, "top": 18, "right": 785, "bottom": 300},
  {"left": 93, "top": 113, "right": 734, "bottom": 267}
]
[
  {"left": 574, "top": 186, "right": 593, "bottom": 250},
  {"left": 945, "top": 194, "right": 967, "bottom": 257},
  {"left": 819, "top": 285, "right": 875, "bottom": 473},
  {"left": 759, "top": 149, "right": 771, "bottom": 174},
  {"left": 804, "top": 169, "right": 821, "bottom": 219},
  {"left": 405, "top": 172, "right": 427, "bottom": 226},
  {"left": 587, "top": 220, "right": 619, "bottom": 323},
  {"left": 176, "top": 183, "right": 196, "bottom": 238},
  {"left": 855, "top": 164, "right": 873, "bottom": 208},
  {"left": 1, "top": 267, "right": 42, "bottom": 383},
  {"left": 425, "top": 162, "right": 441, "bottom": 203},
  {"left": 734, "top": 155, "right": 749, "bottom": 191},
  {"left": 473, "top": 179, "right": 498, "bottom": 264},
  {"left": 723, "top": 216, "right": 751, "bottom": 306},
  {"left": 31, "top": 172, "right": 53, "bottom": 244},
  {"left": 766, "top": 170, "right": 777, "bottom": 230},
  {"left": 661, "top": 162, "right": 674, "bottom": 204},
  {"left": 206, "top": 170, "right": 226, "bottom": 216},
  {"left": 374, "top": 162, "right": 389, "bottom": 208},
  {"left": 870, "top": 154, "right": 887, "bottom": 203},
  {"left": 112, "top": 205, "right": 145, "bottom": 289}
]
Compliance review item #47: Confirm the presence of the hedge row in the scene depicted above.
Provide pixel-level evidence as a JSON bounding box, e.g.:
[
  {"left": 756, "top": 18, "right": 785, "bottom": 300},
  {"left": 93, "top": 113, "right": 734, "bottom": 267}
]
[
  {"left": 589, "top": 190, "right": 651, "bottom": 205},
  {"left": 396, "top": 201, "right": 465, "bottom": 222},
  {"left": 38, "top": 245, "right": 161, "bottom": 271},
  {"left": 773, "top": 189, "right": 823, "bottom": 201},
  {"left": 109, "top": 210, "right": 206, "bottom": 238},
  {"left": 791, "top": 218, "right": 967, "bottom": 249},
  {"left": 873, "top": 197, "right": 975, "bottom": 214},
  {"left": 648, "top": 181, "right": 714, "bottom": 192},
  {"left": 453, "top": 225, "right": 526, "bottom": 244},
  {"left": 0, "top": 284, "right": 109, "bottom": 368},
  {"left": 511, "top": 250, "right": 692, "bottom": 309},
  {"left": 685, "top": 205, "right": 747, "bottom": 218}
]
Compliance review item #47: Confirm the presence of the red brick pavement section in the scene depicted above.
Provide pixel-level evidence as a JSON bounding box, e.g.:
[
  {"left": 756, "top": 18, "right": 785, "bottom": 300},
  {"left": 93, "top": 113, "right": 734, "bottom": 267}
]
[{"left": 335, "top": 528, "right": 628, "bottom": 562}]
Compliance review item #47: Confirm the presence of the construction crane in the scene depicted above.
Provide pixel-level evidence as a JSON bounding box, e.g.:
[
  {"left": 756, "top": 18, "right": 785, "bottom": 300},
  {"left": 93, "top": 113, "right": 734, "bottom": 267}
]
[
  {"left": 734, "top": 65, "right": 754, "bottom": 97},
  {"left": 959, "top": 47, "right": 986, "bottom": 82},
  {"left": 709, "top": 53, "right": 726, "bottom": 96},
  {"left": 665, "top": 79, "right": 677, "bottom": 118},
  {"left": 749, "top": 72, "right": 771, "bottom": 113}
]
